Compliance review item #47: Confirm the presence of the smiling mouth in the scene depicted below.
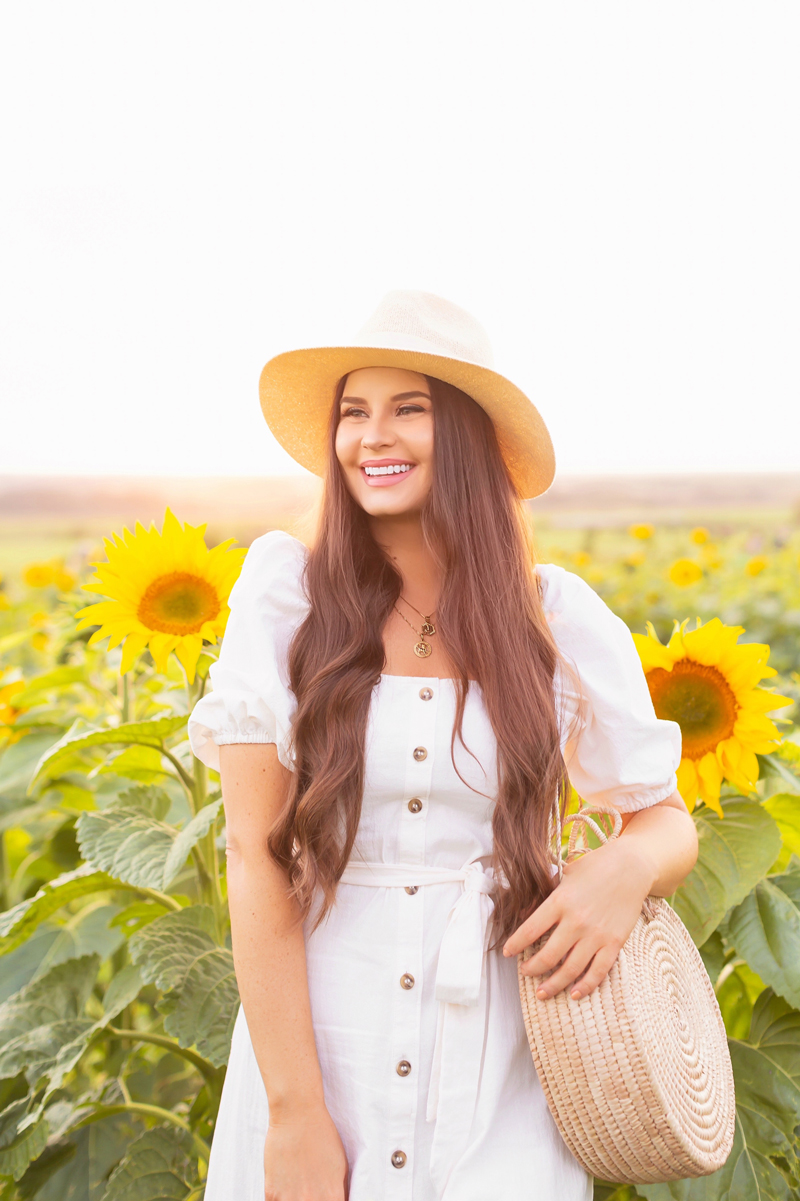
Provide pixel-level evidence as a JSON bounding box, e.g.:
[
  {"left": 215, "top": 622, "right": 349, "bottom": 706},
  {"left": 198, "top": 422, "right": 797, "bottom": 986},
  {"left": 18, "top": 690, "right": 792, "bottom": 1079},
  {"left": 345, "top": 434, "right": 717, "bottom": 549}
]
[{"left": 360, "top": 462, "right": 416, "bottom": 487}]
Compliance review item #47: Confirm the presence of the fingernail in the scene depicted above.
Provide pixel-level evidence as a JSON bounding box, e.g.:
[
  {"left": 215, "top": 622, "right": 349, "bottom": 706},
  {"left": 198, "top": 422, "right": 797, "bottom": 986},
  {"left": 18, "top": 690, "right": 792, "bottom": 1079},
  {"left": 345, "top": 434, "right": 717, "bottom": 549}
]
[
  {"left": 571, "top": 989, "right": 580, "bottom": 999},
  {"left": 536, "top": 988, "right": 547, "bottom": 1000}
]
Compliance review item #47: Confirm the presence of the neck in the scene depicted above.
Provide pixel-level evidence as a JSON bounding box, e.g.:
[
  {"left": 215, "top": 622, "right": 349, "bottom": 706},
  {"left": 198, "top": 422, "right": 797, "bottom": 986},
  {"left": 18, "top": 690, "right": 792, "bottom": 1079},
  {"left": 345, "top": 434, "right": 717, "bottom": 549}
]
[{"left": 368, "top": 512, "right": 441, "bottom": 611}]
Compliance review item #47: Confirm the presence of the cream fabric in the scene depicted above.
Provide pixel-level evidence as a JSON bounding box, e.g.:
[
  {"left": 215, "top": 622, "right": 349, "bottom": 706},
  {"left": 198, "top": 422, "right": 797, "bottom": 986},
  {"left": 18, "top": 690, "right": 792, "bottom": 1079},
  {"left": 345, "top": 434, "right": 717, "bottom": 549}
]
[{"left": 188, "top": 531, "right": 681, "bottom": 1200}]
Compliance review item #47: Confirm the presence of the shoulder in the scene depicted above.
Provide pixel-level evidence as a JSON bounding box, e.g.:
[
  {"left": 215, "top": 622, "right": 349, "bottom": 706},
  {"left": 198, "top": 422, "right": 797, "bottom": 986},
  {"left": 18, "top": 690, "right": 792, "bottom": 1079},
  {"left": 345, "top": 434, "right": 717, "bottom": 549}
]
[
  {"left": 229, "top": 530, "right": 310, "bottom": 619},
  {"left": 534, "top": 562, "right": 630, "bottom": 646},
  {"left": 533, "top": 564, "right": 634, "bottom": 677}
]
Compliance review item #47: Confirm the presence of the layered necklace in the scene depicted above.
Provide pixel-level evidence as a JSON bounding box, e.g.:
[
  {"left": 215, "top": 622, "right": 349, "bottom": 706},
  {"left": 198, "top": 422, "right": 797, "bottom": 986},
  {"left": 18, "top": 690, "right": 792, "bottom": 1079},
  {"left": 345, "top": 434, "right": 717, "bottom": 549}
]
[{"left": 394, "top": 596, "right": 437, "bottom": 659}]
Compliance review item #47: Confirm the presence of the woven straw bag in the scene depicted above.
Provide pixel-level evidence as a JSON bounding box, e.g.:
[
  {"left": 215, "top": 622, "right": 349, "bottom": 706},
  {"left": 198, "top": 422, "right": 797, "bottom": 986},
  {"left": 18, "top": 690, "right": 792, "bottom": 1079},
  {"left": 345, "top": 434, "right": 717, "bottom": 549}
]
[{"left": 517, "top": 802, "right": 736, "bottom": 1184}]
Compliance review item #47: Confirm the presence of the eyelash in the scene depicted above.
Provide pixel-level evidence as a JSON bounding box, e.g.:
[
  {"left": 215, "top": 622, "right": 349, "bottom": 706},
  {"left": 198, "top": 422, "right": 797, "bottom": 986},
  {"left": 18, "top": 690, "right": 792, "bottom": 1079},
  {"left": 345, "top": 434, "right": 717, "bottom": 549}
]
[{"left": 342, "top": 404, "right": 426, "bottom": 419}]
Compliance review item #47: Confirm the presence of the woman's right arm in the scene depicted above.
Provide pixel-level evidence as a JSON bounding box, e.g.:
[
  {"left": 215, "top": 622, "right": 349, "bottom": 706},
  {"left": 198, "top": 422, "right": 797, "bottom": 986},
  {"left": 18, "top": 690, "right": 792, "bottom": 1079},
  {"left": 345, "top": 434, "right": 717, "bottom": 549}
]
[{"left": 219, "top": 742, "right": 349, "bottom": 1201}]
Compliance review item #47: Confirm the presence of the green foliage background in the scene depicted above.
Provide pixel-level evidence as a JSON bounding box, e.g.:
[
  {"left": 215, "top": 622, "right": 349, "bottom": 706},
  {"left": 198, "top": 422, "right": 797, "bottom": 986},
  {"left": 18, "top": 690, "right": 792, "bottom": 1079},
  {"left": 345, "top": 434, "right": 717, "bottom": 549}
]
[{"left": 0, "top": 518, "right": 799, "bottom": 1200}]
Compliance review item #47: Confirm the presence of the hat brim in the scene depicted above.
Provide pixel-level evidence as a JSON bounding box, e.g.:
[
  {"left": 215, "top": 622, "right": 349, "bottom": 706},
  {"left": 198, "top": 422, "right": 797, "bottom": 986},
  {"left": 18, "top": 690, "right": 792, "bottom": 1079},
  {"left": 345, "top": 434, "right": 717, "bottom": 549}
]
[{"left": 259, "top": 345, "right": 556, "bottom": 501}]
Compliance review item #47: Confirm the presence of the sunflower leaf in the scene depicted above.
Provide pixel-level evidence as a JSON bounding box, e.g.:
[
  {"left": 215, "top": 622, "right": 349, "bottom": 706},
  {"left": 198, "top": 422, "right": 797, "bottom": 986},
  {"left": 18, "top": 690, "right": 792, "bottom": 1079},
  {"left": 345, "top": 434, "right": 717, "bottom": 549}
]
[
  {"left": 763, "top": 793, "right": 800, "bottom": 858},
  {"left": 100, "top": 1125, "right": 195, "bottom": 1201},
  {"left": 0, "top": 955, "right": 100, "bottom": 1086},
  {"left": 129, "top": 908, "right": 238, "bottom": 1066},
  {"left": 727, "top": 865, "right": 800, "bottom": 1008},
  {"left": 672, "top": 798, "right": 782, "bottom": 945},
  {"left": 0, "top": 1100, "right": 49, "bottom": 1182},
  {"left": 162, "top": 799, "right": 223, "bottom": 888},
  {"left": 638, "top": 989, "right": 800, "bottom": 1201},
  {"left": 30, "top": 715, "right": 188, "bottom": 792},
  {"left": 0, "top": 865, "right": 118, "bottom": 956},
  {"left": 76, "top": 806, "right": 177, "bottom": 891}
]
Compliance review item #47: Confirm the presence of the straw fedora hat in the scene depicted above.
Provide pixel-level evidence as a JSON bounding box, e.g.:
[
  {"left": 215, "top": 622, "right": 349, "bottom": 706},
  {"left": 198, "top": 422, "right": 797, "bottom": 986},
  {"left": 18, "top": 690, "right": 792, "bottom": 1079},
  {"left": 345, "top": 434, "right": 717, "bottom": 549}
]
[{"left": 259, "top": 290, "right": 556, "bottom": 500}]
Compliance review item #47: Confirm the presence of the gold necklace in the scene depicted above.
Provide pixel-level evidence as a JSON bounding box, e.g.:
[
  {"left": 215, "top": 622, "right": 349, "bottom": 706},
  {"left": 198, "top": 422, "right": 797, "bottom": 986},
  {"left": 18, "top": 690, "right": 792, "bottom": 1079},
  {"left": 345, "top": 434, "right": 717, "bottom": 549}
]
[
  {"left": 394, "top": 605, "right": 435, "bottom": 659},
  {"left": 398, "top": 595, "right": 436, "bottom": 637}
]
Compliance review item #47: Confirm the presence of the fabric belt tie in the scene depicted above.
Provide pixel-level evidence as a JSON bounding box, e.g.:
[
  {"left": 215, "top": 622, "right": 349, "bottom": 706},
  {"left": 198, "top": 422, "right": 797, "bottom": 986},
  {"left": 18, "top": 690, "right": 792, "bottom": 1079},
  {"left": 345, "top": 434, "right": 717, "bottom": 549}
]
[{"left": 339, "top": 858, "right": 499, "bottom": 1198}]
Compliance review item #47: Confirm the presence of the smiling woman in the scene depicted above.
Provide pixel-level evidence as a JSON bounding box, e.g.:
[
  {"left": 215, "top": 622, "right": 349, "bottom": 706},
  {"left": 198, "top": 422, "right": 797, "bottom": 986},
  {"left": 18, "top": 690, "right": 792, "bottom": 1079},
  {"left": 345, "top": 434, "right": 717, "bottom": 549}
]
[{"left": 187, "top": 291, "right": 701, "bottom": 1201}]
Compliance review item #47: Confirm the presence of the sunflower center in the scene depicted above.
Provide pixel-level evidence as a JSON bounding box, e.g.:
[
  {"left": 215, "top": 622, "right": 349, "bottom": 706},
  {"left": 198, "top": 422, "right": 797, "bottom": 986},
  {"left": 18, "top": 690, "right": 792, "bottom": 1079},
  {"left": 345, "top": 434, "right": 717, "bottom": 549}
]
[
  {"left": 646, "top": 659, "right": 738, "bottom": 760},
  {"left": 137, "top": 572, "right": 221, "bottom": 636}
]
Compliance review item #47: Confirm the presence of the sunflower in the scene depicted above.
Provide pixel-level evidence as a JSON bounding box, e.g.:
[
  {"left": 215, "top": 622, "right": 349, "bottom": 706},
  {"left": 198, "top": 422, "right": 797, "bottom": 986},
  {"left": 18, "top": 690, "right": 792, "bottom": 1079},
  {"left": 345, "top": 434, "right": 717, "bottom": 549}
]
[
  {"left": 668, "top": 558, "right": 703, "bottom": 587},
  {"left": 633, "top": 617, "right": 793, "bottom": 816},
  {"left": 0, "top": 673, "right": 25, "bottom": 747},
  {"left": 75, "top": 509, "right": 246, "bottom": 683}
]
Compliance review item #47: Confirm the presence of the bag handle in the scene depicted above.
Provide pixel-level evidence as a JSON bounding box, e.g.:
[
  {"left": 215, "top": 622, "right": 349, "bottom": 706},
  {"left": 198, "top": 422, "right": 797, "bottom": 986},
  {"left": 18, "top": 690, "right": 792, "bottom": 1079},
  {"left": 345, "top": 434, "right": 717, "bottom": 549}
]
[
  {"left": 551, "top": 795, "right": 660, "bottom": 919},
  {"left": 550, "top": 798, "right": 622, "bottom": 883}
]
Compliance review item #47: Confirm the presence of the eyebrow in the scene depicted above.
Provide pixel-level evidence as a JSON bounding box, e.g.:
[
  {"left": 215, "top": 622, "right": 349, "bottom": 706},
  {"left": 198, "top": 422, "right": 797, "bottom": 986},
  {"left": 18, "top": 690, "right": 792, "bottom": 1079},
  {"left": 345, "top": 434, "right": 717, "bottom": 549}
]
[{"left": 340, "top": 390, "right": 432, "bottom": 404}]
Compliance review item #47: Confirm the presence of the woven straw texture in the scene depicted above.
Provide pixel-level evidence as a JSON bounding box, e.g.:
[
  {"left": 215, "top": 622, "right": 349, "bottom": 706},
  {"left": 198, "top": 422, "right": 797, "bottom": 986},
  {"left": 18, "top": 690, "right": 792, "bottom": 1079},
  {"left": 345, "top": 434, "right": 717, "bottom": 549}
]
[{"left": 519, "top": 895, "right": 735, "bottom": 1183}]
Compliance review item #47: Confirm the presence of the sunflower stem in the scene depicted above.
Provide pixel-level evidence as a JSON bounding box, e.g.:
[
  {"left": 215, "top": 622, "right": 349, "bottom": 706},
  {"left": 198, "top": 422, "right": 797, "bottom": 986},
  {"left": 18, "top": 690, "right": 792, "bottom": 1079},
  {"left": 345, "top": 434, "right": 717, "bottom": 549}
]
[{"left": 121, "top": 673, "right": 130, "bottom": 723}]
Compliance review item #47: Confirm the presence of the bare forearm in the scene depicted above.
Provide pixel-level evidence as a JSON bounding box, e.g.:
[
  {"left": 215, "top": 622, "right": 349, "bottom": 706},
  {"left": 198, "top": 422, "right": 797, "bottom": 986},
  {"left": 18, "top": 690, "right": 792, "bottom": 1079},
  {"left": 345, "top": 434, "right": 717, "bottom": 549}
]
[
  {"left": 220, "top": 742, "right": 326, "bottom": 1122},
  {"left": 615, "top": 790, "right": 699, "bottom": 897},
  {"left": 227, "top": 853, "right": 325, "bottom": 1119}
]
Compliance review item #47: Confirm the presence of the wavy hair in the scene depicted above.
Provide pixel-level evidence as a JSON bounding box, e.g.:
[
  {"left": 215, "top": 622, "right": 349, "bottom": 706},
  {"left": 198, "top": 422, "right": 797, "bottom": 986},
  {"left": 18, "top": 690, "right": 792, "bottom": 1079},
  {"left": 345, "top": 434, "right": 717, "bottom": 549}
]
[{"left": 267, "top": 374, "right": 580, "bottom": 943}]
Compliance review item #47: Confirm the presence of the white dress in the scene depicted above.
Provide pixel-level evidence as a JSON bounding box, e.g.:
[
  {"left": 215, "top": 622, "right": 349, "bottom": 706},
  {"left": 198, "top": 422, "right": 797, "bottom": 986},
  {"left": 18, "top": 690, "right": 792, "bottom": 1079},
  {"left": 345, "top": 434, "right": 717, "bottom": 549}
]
[{"left": 188, "top": 530, "right": 682, "bottom": 1201}]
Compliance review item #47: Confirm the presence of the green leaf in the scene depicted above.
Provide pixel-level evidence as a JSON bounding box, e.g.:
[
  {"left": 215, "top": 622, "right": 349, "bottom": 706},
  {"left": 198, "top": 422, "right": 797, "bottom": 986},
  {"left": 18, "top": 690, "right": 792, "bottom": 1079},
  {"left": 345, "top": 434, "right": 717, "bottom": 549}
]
[
  {"left": 117, "top": 786, "right": 172, "bottom": 821},
  {"left": 102, "top": 964, "right": 143, "bottom": 1020},
  {"left": 100, "top": 1125, "right": 194, "bottom": 1201},
  {"left": 0, "top": 866, "right": 118, "bottom": 956},
  {"left": 0, "top": 732, "right": 62, "bottom": 808},
  {"left": 0, "top": 1100, "right": 49, "bottom": 1182},
  {"left": 129, "top": 908, "right": 216, "bottom": 993},
  {"left": 76, "top": 806, "right": 177, "bottom": 891},
  {"left": 763, "top": 793, "right": 800, "bottom": 858},
  {"left": 13, "top": 666, "right": 88, "bottom": 707},
  {"left": 158, "top": 946, "right": 239, "bottom": 1068},
  {"left": 727, "top": 865, "right": 800, "bottom": 1008},
  {"left": 0, "top": 955, "right": 99, "bottom": 1085},
  {"left": 110, "top": 901, "right": 172, "bottom": 937},
  {"left": 130, "top": 908, "right": 238, "bottom": 1067},
  {"left": 672, "top": 799, "right": 782, "bottom": 945},
  {"left": 98, "top": 746, "right": 168, "bottom": 784},
  {"left": 162, "top": 799, "right": 222, "bottom": 889},
  {"left": 697, "top": 930, "right": 727, "bottom": 986},
  {"left": 32, "top": 716, "right": 188, "bottom": 790}
]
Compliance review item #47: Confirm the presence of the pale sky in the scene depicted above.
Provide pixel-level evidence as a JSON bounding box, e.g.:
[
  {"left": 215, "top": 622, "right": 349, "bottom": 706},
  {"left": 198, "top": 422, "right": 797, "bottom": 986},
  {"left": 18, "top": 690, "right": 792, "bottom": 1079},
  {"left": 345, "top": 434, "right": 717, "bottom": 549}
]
[{"left": 1, "top": 2, "right": 798, "bottom": 479}]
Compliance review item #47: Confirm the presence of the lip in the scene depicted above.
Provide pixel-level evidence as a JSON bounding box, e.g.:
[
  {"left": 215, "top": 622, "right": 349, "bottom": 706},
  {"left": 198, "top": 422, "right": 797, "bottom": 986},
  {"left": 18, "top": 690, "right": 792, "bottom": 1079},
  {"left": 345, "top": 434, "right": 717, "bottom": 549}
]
[{"left": 359, "top": 459, "right": 417, "bottom": 488}]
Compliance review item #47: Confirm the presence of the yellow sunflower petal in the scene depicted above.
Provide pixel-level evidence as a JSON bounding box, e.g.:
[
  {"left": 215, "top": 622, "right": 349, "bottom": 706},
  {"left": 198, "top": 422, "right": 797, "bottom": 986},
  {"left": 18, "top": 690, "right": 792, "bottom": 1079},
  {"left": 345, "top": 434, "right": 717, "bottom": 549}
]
[
  {"left": 174, "top": 635, "right": 204, "bottom": 684},
  {"left": 676, "top": 758, "right": 699, "bottom": 812},
  {"left": 632, "top": 631, "right": 676, "bottom": 673},
  {"left": 680, "top": 618, "right": 745, "bottom": 667},
  {"left": 120, "top": 631, "right": 151, "bottom": 674},
  {"left": 148, "top": 633, "right": 178, "bottom": 675},
  {"left": 743, "top": 689, "right": 794, "bottom": 715},
  {"left": 697, "top": 752, "right": 724, "bottom": 813}
]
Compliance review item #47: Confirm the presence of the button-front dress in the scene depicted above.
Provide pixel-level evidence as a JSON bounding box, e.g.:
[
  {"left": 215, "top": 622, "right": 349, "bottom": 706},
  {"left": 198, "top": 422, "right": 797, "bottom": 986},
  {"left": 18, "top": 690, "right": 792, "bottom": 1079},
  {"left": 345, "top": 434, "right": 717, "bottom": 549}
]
[{"left": 188, "top": 531, "right": 682, "bottom": 1201}]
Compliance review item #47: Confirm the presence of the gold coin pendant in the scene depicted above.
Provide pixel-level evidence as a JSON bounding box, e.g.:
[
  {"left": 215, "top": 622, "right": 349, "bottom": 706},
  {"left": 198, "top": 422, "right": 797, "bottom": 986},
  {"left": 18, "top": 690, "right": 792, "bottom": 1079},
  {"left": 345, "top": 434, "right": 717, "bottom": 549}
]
[{"left": 414, "top": 640, "right": 432, "bottom": 658}]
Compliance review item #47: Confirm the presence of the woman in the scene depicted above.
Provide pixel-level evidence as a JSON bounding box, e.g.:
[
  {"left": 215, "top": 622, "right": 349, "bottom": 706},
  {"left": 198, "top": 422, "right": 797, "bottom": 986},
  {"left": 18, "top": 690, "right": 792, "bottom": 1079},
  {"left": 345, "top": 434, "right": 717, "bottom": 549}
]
[{"left": 188, "top": 291, "right": 699, "bottom": 1201}]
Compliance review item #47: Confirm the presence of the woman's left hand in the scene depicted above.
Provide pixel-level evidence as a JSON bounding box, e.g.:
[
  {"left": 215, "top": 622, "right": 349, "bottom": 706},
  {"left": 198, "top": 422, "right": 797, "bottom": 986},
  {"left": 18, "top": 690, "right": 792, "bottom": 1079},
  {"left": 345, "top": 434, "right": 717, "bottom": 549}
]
[{"left": 502, "top": 838, "right": 655, "bottom": 1001}]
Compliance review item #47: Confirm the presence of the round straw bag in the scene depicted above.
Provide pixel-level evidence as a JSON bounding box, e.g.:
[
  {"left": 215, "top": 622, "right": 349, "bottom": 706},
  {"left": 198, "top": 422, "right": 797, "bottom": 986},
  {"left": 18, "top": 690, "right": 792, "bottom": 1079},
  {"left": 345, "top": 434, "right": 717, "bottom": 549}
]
[{"left": 517, "top": 802, "right": 735, "bottom": 1184}]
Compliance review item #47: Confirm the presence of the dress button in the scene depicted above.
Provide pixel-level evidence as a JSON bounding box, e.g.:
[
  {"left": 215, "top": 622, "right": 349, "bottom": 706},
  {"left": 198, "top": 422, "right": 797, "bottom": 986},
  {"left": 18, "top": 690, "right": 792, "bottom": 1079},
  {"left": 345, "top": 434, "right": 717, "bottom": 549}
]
[
  {"left": 413, "top": 746, "right": 427, "bottom": 761},
  {"left": 404, "top": 885, "right": 419, "bottom": 895},
  {"left": 391, "top": 1150, "right": 407, "bottom": 1169},
  {"left": 400, "top": 973, "right": 415, "bottom": 989},
  {"left": 408, "top": 797, "right": 423, "bottom": 814},
  {"left": 396, "top": 1059, "right": 412, "bottom": 1077},
  {"left": 419, "top": 687, "right": 433, "bottom": 701}
]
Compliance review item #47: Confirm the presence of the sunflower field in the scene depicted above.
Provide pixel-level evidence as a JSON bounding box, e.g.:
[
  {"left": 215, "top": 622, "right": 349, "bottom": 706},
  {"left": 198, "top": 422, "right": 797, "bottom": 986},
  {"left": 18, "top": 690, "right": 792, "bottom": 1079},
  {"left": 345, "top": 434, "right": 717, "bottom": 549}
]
[{"left": 0, "top": 510, "right": 799, "bottom": 1200}]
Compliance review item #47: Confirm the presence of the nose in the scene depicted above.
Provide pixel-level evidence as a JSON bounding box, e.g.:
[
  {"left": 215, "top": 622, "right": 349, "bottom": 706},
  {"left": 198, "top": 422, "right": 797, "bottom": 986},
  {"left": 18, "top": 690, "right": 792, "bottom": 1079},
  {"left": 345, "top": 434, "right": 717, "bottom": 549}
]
[{"left": 360, "top": 411, "right": 396, "bottom": 452}]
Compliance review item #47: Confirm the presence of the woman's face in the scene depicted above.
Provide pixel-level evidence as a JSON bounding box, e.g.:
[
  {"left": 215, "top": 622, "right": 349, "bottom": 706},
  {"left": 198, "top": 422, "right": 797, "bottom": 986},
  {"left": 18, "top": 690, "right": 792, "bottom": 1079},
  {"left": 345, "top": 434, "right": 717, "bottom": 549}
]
[{"left": 334, "top": 366, "right": 434, "bottom": 518}]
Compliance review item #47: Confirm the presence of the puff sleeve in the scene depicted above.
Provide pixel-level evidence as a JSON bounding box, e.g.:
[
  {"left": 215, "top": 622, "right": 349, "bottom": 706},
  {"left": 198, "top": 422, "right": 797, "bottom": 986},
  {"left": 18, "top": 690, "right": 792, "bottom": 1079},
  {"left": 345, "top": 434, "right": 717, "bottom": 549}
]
[
  {"left": 538, "top": 563, "right": 682, "bottom": 813},
  {"left": 188, "top": 530, "right": 309, "bottom": 772}
]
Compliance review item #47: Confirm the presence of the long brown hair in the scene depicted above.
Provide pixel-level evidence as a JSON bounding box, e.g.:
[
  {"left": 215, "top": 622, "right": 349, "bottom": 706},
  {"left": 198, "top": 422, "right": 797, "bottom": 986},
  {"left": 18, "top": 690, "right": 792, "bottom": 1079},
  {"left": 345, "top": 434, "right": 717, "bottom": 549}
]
[{"left": 268, "top": 374, "right": 580, "bottom": 943}]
